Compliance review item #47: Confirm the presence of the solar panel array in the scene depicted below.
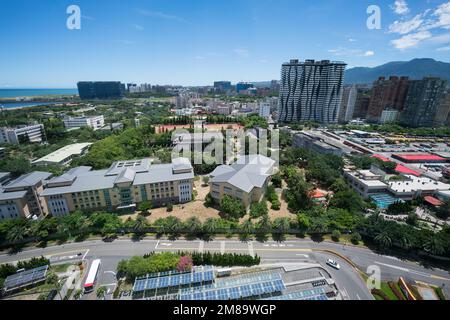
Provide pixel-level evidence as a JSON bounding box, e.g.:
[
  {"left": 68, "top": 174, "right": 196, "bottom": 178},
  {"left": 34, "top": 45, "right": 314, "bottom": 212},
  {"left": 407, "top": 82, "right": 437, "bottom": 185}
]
[
  {"left": 179, "top": 279, "right": 285, "bottom": 300},
  {"left": 180, "top": 271, "right": 282, "bottom": 294},
  {"left": 133, "top": 268, "right": 214, "bottom": 293},
  {"left": 263, "top": 288, "right": 327, "bottom": 301},
  {"left": 4, "top": 265, "right": 49, "bottom": 291}
]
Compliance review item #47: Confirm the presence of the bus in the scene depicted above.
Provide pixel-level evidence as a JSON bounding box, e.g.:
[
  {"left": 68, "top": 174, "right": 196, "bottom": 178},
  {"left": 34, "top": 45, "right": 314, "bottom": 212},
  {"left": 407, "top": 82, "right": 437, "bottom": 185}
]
[{"left": 83, "top": 259, "right": 101, "bottom": 293}]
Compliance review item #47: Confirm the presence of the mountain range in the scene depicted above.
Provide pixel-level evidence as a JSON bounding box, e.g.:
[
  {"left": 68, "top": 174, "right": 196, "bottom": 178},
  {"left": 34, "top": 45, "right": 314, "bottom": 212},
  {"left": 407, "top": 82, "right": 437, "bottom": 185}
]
[{"left": 344, "top": 58, "right": 450, "bottom": 84}]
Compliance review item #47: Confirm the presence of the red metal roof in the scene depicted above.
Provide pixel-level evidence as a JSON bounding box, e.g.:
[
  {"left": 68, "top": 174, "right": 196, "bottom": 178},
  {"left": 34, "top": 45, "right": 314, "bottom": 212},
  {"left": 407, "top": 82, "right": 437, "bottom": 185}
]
[
  {"left": 424, "top": 196, "right": 444, "bottom": 207},
  {"left": 372, "top": 154, "right": 421, "bottom": 176},
  {"left": 395, "top": 164, "right": 421, "bottom": 177},
  {"left": 394, "top": 154, "right": 446, "bottom": 161},
  {"left": 372, "top": 154, "right": 390, "bottom": 162},
  {"left": 310, "top": 190, "right": 326, "bottom": 199}
]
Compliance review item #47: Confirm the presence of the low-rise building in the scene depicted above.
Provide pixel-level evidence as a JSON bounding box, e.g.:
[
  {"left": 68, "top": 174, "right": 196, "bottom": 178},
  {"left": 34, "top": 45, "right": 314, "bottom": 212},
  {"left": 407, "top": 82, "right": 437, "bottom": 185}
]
[
  {"left": 0, "top": 147, "right": 5, "bottom": 159},
  {"left": 0, "top": 124, "right": 46, "bottom": 145},
  {"left": 63, "top": 115, "right": 105, "bottom": 131},
  {"left": 32, "top": 143, "right": 93, "bottom": 167},
  {"left": 343, "top": 169, "right": 388, "bottom": 198},
  {"left": 0, "top": 171, "right": 52, "bottom": 220},
  {"left": 40, "top": 158, "right": 194, "bottom": 217},
  {"left": 387, "top": 176, "right": 450, "bottom": 200},
  {"left": 209, "top": 155, "right": 276, "bottom": 210},
  {"left": 293, "top": 132, "right": 344, "bottom": 156}
]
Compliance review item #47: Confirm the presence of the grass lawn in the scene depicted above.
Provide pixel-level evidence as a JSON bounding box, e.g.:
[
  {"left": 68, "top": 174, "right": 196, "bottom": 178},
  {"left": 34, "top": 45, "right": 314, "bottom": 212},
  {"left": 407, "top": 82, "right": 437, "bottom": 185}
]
[
  {"left": 380, "top": 281, "right": 399, "bottom": 300},
  {"left": 51, "top": 263, "right": 72, "bottom": 273}
]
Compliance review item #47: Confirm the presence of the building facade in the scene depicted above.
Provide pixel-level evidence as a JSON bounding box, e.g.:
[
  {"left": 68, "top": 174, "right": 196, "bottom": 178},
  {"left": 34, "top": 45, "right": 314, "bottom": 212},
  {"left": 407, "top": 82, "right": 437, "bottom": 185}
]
[
  {"left": 379, "top": 109, "right": 400, "bottom": 124},
  {"left": 209, "top": 155, "right": 276, "bottom": 210},
  {"left": 77, "top": 82, "right": 124, "bottom": 100},
  {"left": 400, "top": 77, "right": 448, "bottom": 127},
  {"left": 278, "top": 59, "right": 347, "bottom": 125},
  {"left": 367, "top": 76, "right": 409, "bottom": 123},
  {"left": 0, "top": 124, "right": 46, "bottom": 145},
  {"left": 338, "top": 85, "right": 357, "bottom": 124},
  {"left": 259, "top": 102, "right": 271, "bottom": 119},
  {"left": 63, "top": 115, "right": 105, "bottom": 131},
  {"left": 0, "top": 171, "right": 52, "bottom": 220},
  {"left": 352, "top": 88, "right": 371, "bottom": 120},
  {"left": 32, "top": 143, "right": 93, "bottom": 167},
  {"left": 40, "top": 158, "right": 194, "bottom": 217}
]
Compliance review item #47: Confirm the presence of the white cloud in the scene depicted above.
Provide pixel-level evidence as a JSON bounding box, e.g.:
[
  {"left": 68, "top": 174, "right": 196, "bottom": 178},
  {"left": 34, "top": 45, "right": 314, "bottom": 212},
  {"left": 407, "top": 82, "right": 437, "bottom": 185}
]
[
  {"left": 391, "top": 30, "right": 432, "bottom": 50},
  {"left": 328, "top": 47, "right": 375, "bottom": 57},
  {"left": 137, "top": 9, "right": 186, "bottom": 22},
  {"left": 348, "top": 38, "right": 357, "bottom": 42},
  {"left": 132, "top": 24, "right": 144, "bottom": 31},
  {"left": 432, "top": 2, "right": 450, "bottom": 29},
  {"left": 234, "top": 48, "right": 250, "bottom": 58},
  {"left": 391, "top": 0, "right": 410, "bottom": 15},
  {"left": 389, "top": 14, "right": 424, "bottom": 34},
  {"left": 194, "top": 56, "right": 205, "bottom": 60},
  {"left": 437, "top": 46, "right": 450, "bottom": 51}
]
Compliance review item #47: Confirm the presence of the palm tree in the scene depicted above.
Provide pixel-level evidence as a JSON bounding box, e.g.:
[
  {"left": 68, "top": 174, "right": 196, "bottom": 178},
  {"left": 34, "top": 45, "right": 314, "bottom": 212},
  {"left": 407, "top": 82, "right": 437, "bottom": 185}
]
[
  {"left": 399, "top": 234, "right": 413, "bottom": 250},
  {"left": 424, "top": 236, "right": 446, "bottom": 256},
  {"left": 374, "top": 231, "right": 392, "bottom": 249},
  {"left": 203, "top": 218, "right": 218, "bottom": 235},
  {"left": 241, "top": 219, "right": 254, "bottom": 235},
  {"left": 185, "top": 217, "right": 201, "bottom": 234},
  {"left": 133, "top": 216, "right": 148, "bottom": 234},
  {"left": 6, "top": 225, "right": 27, "bottom": 243}
]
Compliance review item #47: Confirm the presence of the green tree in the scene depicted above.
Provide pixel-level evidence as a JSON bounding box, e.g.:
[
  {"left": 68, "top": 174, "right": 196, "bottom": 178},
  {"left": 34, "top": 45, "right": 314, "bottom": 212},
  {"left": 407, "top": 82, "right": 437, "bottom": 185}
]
[
  {"left": 133, "top": 216, "right": 148, "bottom": 235},
  {"left": 331, "top": 229, "right": 341, "bottom": 242},
  {"left": 184, "top": 217, "right": 202, "bottom": 234},
  {"left": 220, "top": 196, "right": 246, "bottom": 220},
  {"left": 250, "top": 201, "right": 268, "bottom": 219},
  {"left": 424, "top": 235, "right": 446, "bottom": 256},
  {"left": 6, "top": 225, "right": 27, "bottom": 243},
  {"left": 375, "top": 231, "right": 393, "bottom": 249}
]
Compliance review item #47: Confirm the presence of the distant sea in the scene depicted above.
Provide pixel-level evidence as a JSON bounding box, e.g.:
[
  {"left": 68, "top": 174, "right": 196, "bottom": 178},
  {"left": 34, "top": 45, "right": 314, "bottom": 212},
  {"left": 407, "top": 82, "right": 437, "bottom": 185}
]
[
  {"left": 0, "top": 88, "right": 78, "bottom": 109},
  {"left": 0, "top": 88, "right": 78, "bottom": 98}
]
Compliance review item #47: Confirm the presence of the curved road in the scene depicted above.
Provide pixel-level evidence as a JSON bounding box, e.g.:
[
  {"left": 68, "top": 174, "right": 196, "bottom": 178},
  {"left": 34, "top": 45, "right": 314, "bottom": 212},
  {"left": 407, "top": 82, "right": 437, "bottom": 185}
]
[{"left": 1, "top": 238, "right": 449, "bottom": 300}]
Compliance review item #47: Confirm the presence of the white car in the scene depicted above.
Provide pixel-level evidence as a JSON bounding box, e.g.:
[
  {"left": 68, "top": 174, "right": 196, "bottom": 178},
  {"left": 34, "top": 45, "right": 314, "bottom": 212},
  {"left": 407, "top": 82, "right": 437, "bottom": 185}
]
[{"left": 326, "top": 259, "right": 341, "bottom": 270}]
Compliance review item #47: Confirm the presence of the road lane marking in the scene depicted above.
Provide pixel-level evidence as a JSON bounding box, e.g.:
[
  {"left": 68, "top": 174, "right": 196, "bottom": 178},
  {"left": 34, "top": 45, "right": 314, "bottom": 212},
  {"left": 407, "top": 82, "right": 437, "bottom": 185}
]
[
  {"left": 155, "top": 240, "right": 160, "bottom": 250},
  {"left": 82, "top": 249, "right": 89, "bottom": 261},
  {"left": 104, "top": 271, "right": 116, "bottom": 276},
  {"left": 296, "top": 254, "right": 309, "bottom": 258},
  {"left": 248, "top": 242, "right": 254, "bottom": 257},
  {"left": 220, "top": 241, "right": 225, "bottom": 254},
  {"left": 198, "top": 241, "right": 204, "bottom": 254},
  {"left": 375, "top": 261, "right": 450, "bottom": 281}
]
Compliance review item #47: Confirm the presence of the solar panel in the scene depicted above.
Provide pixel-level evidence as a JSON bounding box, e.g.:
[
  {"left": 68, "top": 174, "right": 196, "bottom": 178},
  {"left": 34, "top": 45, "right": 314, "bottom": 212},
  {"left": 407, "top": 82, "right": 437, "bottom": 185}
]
[{"left": 4, "top": 265, "right": 49, "bottom": 291}]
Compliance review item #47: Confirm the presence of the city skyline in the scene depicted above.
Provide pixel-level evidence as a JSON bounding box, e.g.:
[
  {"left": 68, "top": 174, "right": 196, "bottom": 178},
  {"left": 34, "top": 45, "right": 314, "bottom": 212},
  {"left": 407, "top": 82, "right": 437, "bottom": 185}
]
[{"left": 1, "top": 0, "right": 450, "bottom": 88}]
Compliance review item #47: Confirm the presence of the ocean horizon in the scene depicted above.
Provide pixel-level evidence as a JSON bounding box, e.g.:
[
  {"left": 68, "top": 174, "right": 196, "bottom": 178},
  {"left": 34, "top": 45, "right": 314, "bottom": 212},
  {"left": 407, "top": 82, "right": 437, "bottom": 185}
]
[{"left": 0, "top": 88, "right": 78, "bottom": 98}]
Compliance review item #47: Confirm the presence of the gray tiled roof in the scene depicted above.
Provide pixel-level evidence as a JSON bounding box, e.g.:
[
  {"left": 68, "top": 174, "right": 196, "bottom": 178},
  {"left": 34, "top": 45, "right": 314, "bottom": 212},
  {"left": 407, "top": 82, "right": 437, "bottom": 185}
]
[
  {"left": 210, "top": 155, "right": 275, "bottom": 193},
  {"left": 4, "top": 171, "right": 52, "bottom": 190},
  {"left": 40, "top": 158, "right": 194, "bottom": 197},
  {"left": 0, "top": 189, "right": 27, "bottom": 201}
]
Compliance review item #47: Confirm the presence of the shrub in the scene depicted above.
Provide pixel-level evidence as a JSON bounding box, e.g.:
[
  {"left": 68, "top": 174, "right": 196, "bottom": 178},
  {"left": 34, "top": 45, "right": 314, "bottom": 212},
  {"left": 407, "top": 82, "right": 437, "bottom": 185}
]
[
  {"left": 350, "top": 232, "right": 362, "bottom": 245},
  {"left": 220, "top": 195, "right": 246, "bottom": 220},
  {"left": 250, "top": 201, "right": 268, "bottom": 219},
  {"left": 16, "top": 256, "right": 50, "bottom": 270},
  {"left": 271, "top": 199, "right": 281, "bottom": 211},
  {"left": 331, "top": 230, "right": 341, "bottom": 242},
  {"left": 177, "top": 255, "right": 193, "bottom": 272},
  {"left": 167, "top": 203, "right": 174, "bottom": 212}
]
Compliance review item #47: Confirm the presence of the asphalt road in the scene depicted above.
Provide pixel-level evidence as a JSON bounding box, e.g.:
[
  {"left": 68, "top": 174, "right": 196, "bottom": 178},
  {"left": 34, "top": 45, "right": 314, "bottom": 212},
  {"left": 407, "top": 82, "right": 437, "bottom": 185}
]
[{"left": 1, "top": 238, "right": 449, "bottom": 300}]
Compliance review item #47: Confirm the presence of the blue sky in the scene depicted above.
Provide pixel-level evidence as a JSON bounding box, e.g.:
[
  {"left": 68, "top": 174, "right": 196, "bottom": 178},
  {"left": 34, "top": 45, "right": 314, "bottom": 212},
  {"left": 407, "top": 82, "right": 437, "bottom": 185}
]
[{"left": 1, "top": 0, "right": 450, "bottom": 88}]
